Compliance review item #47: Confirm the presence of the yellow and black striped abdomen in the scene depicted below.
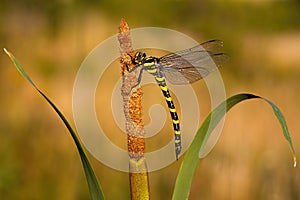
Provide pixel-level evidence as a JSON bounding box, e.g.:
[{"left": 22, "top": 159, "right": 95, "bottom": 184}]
[{"left": 146, "top": 67, "right": 182, "bottom": 160}]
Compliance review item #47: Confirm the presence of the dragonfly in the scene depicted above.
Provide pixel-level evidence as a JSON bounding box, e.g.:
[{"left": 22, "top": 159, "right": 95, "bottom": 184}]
[{"left": 128, "top": 40, "right": 230, "bottom": 160}]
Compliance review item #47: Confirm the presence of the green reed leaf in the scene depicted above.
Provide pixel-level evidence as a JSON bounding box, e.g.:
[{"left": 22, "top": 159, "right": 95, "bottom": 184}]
[
  {"left": 172, "top": 93, "right": 296, "bottom": 200},
  {"left": 5, "top": 48, "right": 105, "bottom": 200}
]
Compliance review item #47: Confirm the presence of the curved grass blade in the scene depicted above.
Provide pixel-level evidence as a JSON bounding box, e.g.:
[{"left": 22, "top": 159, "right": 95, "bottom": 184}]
[
  {"left": 172, "top": 93, "right": 297, "bottom": 200},
  {"left": 4, "top": 48, "right": 105, "bottom": 200}
]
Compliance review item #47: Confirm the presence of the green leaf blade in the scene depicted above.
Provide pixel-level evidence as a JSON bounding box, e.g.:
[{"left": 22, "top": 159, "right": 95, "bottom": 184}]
[
  {"left": 262, "top": 98, "right": 297, "bottom": 167},
  {"left": 172, "top": 93, "right": 297, "bottom": 200},
  {"left": 5, "top": 49, "right": 105, "bottom": 200}
]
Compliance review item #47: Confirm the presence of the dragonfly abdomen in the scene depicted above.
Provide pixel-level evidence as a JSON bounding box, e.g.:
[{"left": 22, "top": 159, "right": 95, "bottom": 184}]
[{"left": 146, "top": 68, "right": 182, "bottom": 160}]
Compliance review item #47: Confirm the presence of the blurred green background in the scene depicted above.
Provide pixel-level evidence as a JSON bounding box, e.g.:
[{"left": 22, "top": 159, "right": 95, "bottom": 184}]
[{"left": 1, "top": 0, "right": 300, "bottom": 199}]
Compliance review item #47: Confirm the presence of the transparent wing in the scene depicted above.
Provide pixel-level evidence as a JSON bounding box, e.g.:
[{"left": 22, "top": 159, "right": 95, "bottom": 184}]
[
  {"left": 200, "top": 39, "right": 225, "bottom": 53},
  {"left": 159, "top": 40, "right": 230, "bottom": 85}
]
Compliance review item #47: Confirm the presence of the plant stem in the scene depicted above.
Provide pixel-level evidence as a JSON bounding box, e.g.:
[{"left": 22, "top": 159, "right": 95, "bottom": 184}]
[{"left": 118, "top": 18, "right": 150, "bottom": 200}]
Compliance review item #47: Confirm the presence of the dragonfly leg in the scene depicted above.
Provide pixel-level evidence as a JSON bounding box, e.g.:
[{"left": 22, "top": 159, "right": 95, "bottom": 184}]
[
  {"left": 127, "top": 64, "right": 139, "bottom": 73},
  {"left": 126, "top": 67, "right": 144, "bottom": 94}
]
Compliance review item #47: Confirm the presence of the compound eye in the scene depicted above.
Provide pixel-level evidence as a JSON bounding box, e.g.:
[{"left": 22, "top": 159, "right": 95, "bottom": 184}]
[
  {"left": 133, "top": 52, "right": 146, "bottom": 64},
  {"left": 132, "top": 52, "right": 140, "bottom": 64},
  {"left": 138, "top": 52, "right": 146, "bottom": 60}
]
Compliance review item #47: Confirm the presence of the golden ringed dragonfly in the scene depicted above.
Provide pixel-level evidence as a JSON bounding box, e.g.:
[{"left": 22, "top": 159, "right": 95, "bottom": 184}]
[{"left": 128, "top": 40, "right": 229, "bottom": 160}]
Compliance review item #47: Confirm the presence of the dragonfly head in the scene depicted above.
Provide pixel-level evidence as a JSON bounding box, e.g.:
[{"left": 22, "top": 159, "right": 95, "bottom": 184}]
[{"left": 132, "top": 51, "right": 146, "bottom": 64}]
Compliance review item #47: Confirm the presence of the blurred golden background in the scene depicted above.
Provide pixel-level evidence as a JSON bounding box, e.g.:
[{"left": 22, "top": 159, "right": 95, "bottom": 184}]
[{"left": 1, "top": 0, "right": 300, "bottom": 199}]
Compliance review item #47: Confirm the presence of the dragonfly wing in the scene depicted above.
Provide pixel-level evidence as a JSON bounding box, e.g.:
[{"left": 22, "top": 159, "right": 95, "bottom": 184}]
[
  {"left": 161, "top": 63, "right": 210, "bottom": 85},
  {"left": 211, "top": 53, "right": 230, "bottom": 67},
  {"left": 159, "top": 41, "right": 229, "bottom": 85},
  {"left": 198, "top": 40, "right": 225, "bottom": 53}
]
